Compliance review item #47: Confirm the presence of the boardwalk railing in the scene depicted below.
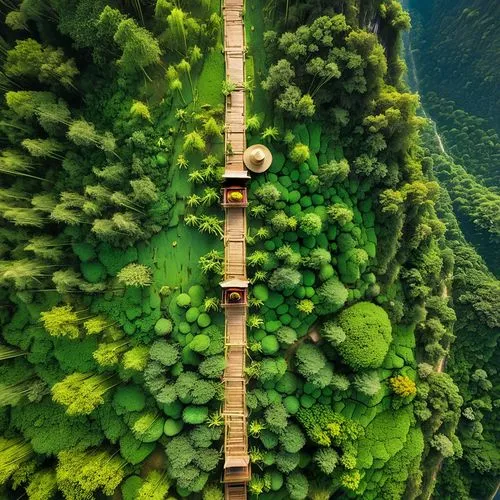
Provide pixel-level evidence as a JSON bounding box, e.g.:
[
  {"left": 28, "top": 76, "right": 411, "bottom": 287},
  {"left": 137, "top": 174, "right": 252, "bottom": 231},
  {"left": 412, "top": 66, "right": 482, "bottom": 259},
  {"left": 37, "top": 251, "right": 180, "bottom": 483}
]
[{"left": 221, "top": 0, "right": 250, "bottom": 497}]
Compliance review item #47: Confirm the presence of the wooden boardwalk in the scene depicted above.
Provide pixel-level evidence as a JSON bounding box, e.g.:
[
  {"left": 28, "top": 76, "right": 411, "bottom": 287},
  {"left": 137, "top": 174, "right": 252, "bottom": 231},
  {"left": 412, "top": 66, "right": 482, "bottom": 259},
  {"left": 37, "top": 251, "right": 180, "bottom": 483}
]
[{"left": 221, "top": 0, "right": 250, "bottom": 498}]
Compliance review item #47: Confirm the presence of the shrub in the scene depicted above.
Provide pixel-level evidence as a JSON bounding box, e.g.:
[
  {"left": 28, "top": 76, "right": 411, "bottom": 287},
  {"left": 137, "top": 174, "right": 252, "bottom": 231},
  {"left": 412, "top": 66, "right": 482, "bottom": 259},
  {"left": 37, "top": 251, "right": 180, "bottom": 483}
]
[
  {"left": 290, "top": 143, "right": 310, "bottom": 164},
  {"left": 117, "top": 264, "right": 152, "bottom": 287},
  {"left": 321, "top": 321, "right": 346, "bottom": 346},
  {"left": 255, "top": 183, "right": 281, "bottom": 205},
  {"left": 137, "top": 470, "right": 171, "bottom": 500},
  {"left": 164, "top": 419, "right": 184, "bottom": 436},
  {"left": 286, "top": 471, "right": 309, "bottom": 500},
  {"left": 199, "top": 356, "right": 225, "bottom": 379},
  {"left": 430, "top": 433, "right": 454, "bottom": 458},
  {"left": 341, "top": 470, "right": 361, "bottom": 490},
  {"left": 318, "top": 159, "right": 350, "bottom": 185},
  {"left": 176, "top": 293, "right": 192, "bottom": 308},
  {"left": 131, "top": 413, "right": 164, "bottom": 443},
  {"left": 316, "top": 279, "right": 348, "bottom": 315},
  {"left": 122, "top": 476, "right": 143, "bottom": 500},
  {"left": 269, "top": 267, "right": 301, "bottom": 292},
  {"left": 296, "top": 405, "right": 362, "bottom": 447},
  {"left": 261, "top": 335, "right": 280, "bottom": 355},
  {"left": 279, "top": 424, "right": 306, "bottom": 453},
  {"left": 165, "top": 436, "right": 196, "bottom": 470},
  {"left": 113, "top": 385, "right": 146, "bottom": 415},
  {"left": 183, "top": 406, "right": 209, "bottom": 425},
  {"left": 275, "top": 451, "right": 300, "bottom": 473},
  {"left": 175, "top": 371, "right": 199, "bottom": 400},
  {"left": 330, "top": 373, "right": 350, "bottom": 391},
  {"left": 299, "top": 213, "right": 322, "bottom": 236},
  {"left": 275, "top": 372, "right": 299, "bottom": 394},
  {"left": 295, "top": 343, "right": 326, "bottom": 378},
  {"left": 260, "top": 429, "right": 279, "bottom": 449},
  {"left": 119, "top": 433, "right": 155, "bottom": 465},
  {"left": 276, "top": 326, "right": 297, "bottom": 346},
  {"left": 191, "top": 381, "right": 217, "bottom": 405},
  {"left": 186, "top": 307, "right": 200, "bottom": 323},
  {"left": 189, "top": 335, "right": 211, "bottom": 353},
  {"left": 284, "top": 395, "right": 300, "bottom": 414},
  {"left": 188, "top": 285, "right": 205, "bottom": 307},
  {"left": 253, "top": 284, "right": 269, "bottom": 301},
  {"left": 154, "top": 318, "right": 173, "bottom": 336},
  {"left": 258, "top": 358, "right": 287, "bottom": 383},
  {"left": 309, "top": 363, "right": 334, "bottom": 389},
  {"left": 194, "top": 448, "right": 221, "bottom": 472},
  {"left": 352, "top": 371, "right": 382, "bottom": 396},
  {"left": 313, "top": 448, "right": 338, "bottom": 474},
  {"left": 389, "top": 375, "right": 417, "bottom": 397},
  {"left": 307, "top": 248, "right": 331, "bottom": 269},
  {"left": 271, "top": 211, "right": 293, "bottom": 232},
  {"left": 270, "top": 470, "right": 283, "bottom": 491},
  {"left": 327, "top": 203, "right": 353, "bottom": 225},
  {"left": 265, "top": 402, "right": 289, "bottom": 433},
  {"left": 197, "top": 313, "right": 211, "bottom": 328},
  {"left": 202, "top": 484, "right": 224, "bottom": 500},
  {"left": 164, "top": 400, "right": 183, "bottom": 419},
  {"left": 335, "top": 302, "right": 392, "bottom": 370},
  {"left": 149, "top": 341, "right": 179, "bottom": 366},
  {"left": 81, "top": 261, "right": 106, "bottom": 283}
]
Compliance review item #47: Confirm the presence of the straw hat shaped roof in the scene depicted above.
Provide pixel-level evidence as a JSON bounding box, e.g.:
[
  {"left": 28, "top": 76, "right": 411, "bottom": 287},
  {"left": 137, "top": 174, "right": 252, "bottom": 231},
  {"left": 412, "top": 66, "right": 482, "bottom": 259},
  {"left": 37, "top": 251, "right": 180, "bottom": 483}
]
[{"left": 243, "top": 144, "right": 273, "bottom": 173}]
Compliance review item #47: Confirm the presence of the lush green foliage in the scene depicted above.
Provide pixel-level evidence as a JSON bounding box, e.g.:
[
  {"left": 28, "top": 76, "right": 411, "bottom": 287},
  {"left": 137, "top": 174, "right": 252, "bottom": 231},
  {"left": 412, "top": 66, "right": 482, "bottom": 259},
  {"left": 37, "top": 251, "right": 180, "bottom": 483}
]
[{"left": 0, "top": 0, "right": 493, "bottom": 497}]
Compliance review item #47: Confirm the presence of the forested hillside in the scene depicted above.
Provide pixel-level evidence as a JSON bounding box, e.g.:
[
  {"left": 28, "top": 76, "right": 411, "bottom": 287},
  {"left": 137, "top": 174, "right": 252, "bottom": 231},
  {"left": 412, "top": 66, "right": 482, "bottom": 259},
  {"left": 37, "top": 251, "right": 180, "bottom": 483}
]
[
  {"left": 406, "top": 0, "right": 500, "bottom": 497},
  {"left": 409, "top": 0, "right": 499, "bottom": 131},
  {"left": 0, "top": 0, "right": 496, "bottom": 499},
  {"left": 408, "top": 0, "right": 500, "bottom": 275}
]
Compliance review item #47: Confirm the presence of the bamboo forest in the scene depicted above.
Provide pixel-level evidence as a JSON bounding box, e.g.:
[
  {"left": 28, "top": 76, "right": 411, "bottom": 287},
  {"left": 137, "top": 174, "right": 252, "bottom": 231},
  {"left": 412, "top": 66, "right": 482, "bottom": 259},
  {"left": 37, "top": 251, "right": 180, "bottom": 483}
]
[{"left": 0, "top": 0, "right": 498, "bottom": 499}]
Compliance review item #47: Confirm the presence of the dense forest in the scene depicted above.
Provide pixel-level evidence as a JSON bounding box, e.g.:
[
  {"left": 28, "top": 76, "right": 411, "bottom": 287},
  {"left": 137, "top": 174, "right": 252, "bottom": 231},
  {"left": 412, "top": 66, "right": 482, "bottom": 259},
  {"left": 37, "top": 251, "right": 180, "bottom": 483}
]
[
  {"left": 407, "top": 0, "right": 500, "bottom": 497},
  {"left": 408, "top": 0, "right": 500, "bottom": 275},
  {"left": 0, "top": 0, "right": 497, "bottom": 499}
]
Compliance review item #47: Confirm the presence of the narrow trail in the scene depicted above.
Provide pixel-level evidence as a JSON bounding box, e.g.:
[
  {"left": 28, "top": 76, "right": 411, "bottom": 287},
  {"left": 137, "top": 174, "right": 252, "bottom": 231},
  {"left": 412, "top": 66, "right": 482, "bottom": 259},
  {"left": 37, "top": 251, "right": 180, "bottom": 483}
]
[
  {"left": 221, "top": 0, "right": 250, "bottom": 498},
  {"left": 405, "top": 30, "right": 448, "bottom": 158}
]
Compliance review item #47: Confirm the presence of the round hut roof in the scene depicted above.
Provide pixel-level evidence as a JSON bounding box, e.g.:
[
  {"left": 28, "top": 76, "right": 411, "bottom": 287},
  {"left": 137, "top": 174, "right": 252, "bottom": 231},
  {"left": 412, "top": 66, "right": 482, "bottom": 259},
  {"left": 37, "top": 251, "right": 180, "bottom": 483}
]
[{"left": 243, "top": 144, "right": 273, "bottom": 173}]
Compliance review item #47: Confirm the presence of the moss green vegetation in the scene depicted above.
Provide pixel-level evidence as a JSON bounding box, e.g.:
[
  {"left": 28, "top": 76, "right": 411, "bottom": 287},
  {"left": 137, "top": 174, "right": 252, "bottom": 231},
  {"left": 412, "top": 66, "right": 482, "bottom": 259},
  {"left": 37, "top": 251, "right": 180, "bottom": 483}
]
[{"left": 0, "top": 0, "right": 495, "bottom": 498}]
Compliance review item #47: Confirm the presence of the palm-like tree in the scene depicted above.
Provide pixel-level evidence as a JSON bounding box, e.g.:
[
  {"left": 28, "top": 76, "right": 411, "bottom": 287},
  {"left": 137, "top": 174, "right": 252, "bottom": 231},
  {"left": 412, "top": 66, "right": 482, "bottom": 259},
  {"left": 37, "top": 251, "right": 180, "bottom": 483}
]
[
  {"left": 247, "top": 314, "right": 264, "bottom": 329},
  {"left": 246, "top": 232, "right": 256, "bottom": 246},
  {"left": 248, "top": 296, "right": 264, "bottom": 309},
  {"left": 199, "top": 250, "right": 224, "bottom": 275},
  {"left": 207, "top": 411, "right": 224, "bottom": 428},
  {"left": 249, "top": 204, "right": 267, "bottom": 217},
  {"left": 249, "top": 420, "right": 266, "bottom": 438},
  {"left": 262, "top": 126, "right": 279, "bottom": 141},
  {"left": 186, "top": 194, "right": 201, "bottom": 207},
  {"left": 198, "top": 215, "right": 223, "bottom": 238},
  {"left": 247, "top": 250, "right": 269, "bottom": 267},
  {"left": 184, "top": 214, "right": 199, "bottom": 227},
  {"left": 250, "top": 271, "right": 268, "bottom": 284},
  {"left": 246, "top": 114, "right": 261, "bottom": 132},
  {"left": 202, "top": 155, "right": 220, "bottom": 168},
  {"left": 176, "top": 154, "right": 189, "bottom": 169},
  {"left": 254, "top": 227, "right": 270, "bottom": 240},
  {"left": 203, "top": 297, "right": 220, "bottom": 312},
  {"left": 201, "top": 187, "right": 220, "bottom": 206},
  {"left": 188, "top": 170, "right": 205, "bottom": 184}
]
